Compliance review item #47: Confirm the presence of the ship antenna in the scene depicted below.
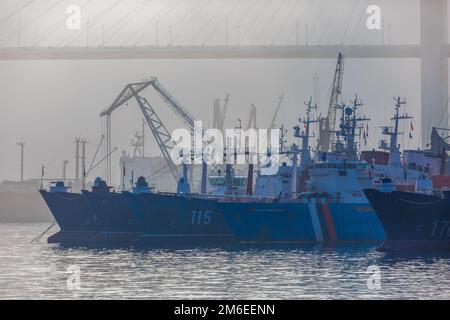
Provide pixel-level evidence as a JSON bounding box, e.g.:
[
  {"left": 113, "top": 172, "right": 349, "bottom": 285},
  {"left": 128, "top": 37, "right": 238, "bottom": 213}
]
[{"left": 40, "top": 164, "right": 45, "bottom": 189}]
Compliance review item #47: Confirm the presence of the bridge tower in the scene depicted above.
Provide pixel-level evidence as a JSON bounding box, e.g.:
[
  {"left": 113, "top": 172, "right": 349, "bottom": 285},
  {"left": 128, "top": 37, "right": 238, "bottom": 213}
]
[{"left": 420, "top": 0, "right": 448, "bottom": 146}]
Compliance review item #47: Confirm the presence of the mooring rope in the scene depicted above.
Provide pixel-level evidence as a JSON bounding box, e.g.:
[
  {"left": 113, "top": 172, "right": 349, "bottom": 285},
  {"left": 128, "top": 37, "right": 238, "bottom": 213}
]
[{"left": 30, "top": 220, "right": 57, "bottom": 243}]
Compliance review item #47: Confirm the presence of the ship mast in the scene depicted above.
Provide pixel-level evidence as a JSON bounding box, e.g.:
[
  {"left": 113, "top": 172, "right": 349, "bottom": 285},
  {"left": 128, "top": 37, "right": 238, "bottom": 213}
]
[
  {"left": 294, "top": 97, "right": 318, "bottom": 169},
  {"left": 334, "top": 94, "right": 370, "bottom": 160},
  {"left": 381, "top": 97, "right": 412, "bottom": 167}
]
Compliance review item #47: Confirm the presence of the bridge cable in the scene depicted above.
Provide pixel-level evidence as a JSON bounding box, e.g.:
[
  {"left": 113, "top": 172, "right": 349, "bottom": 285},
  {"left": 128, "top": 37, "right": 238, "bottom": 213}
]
[
  {"left": 317, "top": 0, "right": 340, "bottom": 45},
  {"left": 132, "top": 0, "right": 181, "bottom": 47},
  {"left": 93, "top": 0, "right": 152, "bottom": 46},
  {"left": 253, "top": 0, "right": 290, "bottom": 46},
  {"left": 349, "top": 0, "right": 368, "bottom": 44},
  {"left": 201, "top": 0, "right": 241, "bottom": 46},
  {"left": 93, "top": 0, "right": 154, "bottom": 46},
  {"left": 271, "top": 0, "right": 304, "bottom": 46},
  {"left": 0, "top": 0, "right": 65, "bottom": 46},
  {"left": 159, "top": 0, "right": 203, "bottom": 45},
  {"left": 284, "top": 0, "right": 314, "bottom": 46},
  {"left": 168, "top": 0, "right": 213, "bottom": 46},
  {"left": 186, "top": 0, "right": 234, "bottom": 46},
  {"left": 307, "top": 0, "right": 330, "bottom": 45},
  {"left": 235, "top": 0, "right": 259, "bottom": 28},
  {"left": 63, "top": 0, "right": 123, "bottom": 47},
  {"left": 341, "top": 0, "right": 358, "bottom": 45},
  {"left": 238, "top": 0, "right": 272, "bottom": 45},
  {"left": 0, "top": 0, "right": 35, "bottom": 26},
  {"left": 121, "top": 0, "right": 175, "bottom": 46},
  {"left": 32, "top": 0, "right": 94, "bottom": 47},
  {"left": 217, "top": 0, "right": 259, "bottom": 46}
]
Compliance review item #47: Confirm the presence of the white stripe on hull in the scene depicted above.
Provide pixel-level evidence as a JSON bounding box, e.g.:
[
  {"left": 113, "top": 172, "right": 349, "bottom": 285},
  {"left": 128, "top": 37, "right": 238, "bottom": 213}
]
[{"left": 308, "top": 200, "right": 324, "bottom": 243}]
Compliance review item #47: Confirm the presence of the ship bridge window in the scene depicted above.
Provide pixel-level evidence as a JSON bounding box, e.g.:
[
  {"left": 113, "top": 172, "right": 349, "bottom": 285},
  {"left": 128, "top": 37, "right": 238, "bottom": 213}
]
[
  {"left": 233, "top": 178, "right": 247, "bottom": 186},
  {"left": 209, "top": 178, "right": 226, "bottom": 186}
]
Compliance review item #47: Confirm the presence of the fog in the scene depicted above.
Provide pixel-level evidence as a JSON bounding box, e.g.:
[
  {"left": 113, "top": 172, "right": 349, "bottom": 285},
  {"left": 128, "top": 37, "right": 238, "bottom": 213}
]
[{"left": 0, "top": 0, "right": 443, "bottom": 185}]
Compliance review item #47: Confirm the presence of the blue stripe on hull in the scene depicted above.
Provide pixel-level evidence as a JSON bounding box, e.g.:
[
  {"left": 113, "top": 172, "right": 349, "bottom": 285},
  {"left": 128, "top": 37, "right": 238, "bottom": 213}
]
[
  {"left": 327, "top": 203, "right": 386, "bottom": 241},
  {"left": 219, "top": 202, "right": 316, "bottom": 243}
]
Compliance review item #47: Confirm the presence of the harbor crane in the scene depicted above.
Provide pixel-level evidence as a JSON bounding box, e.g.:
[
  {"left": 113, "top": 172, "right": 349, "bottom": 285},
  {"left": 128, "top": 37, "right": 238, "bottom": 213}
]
[
  {"left": 100, "top": 78, "right": 207, "bottom": 185},
  {"left": 268, "top": 94, "right": 285, "bottom": 130},
  {"left": 213, "top": 93, "right": 230, "bottom": 132},
  {"left": 246, "top": 104, "right": 257, "bottom": 130},
  {"left": 317, "top": 52, "right": 345, "bottom": 152}
]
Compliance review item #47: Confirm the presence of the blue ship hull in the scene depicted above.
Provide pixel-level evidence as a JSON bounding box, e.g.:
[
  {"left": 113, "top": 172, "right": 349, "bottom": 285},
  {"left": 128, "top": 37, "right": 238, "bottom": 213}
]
[
  {"left": 39, "top": 190, "right": 103, "bottom": 244},
  {"left": 326, "top": 203, "right": 386, "bottom": 242},
  {"left": 82, "top": 191, "right": 142, "bottom": 233},
  {"left": 41, "top": 190, "right": 145, "bottom": 245},
  {"left": 218, "top": 201, "right": 316, "bottom": 243},
  {"left": 39, "top": 190, "right": 99, "bottom": 232},
  {"left": 364, "top": 188, "right": 450, "bottom": 251},
  {"left": 41, "top": 188, "right": 386, "bottom": 246},
  {"left": 217, "top": 200, "right": 385, "bottom": 244},
  {"left": 123, "top": 192, "right": 239, "bottom": 246}
]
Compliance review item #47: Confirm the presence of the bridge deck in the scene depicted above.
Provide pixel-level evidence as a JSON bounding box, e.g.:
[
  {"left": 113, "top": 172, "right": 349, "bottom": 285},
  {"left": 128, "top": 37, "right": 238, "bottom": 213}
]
[{"left": 0, "top": 45, "right": 426, "bottom": 60}]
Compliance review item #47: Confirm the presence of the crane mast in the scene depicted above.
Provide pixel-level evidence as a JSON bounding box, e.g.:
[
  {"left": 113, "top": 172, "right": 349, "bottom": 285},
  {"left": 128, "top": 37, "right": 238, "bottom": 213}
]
[
  {"left": 213, "top": 93, "right": 230, "bottom": 132},
  {"left": 246, "top": 104, "right": 257, "bottom": 130},
  {"left": 268, "top": 94, "right": 285, "bottom": 130},
  {"left": 149, "top": 77, "right": 196, "bottom": 129},
  {"left": 318, "top": 53, "right": 345, "bottom": 152},
  {"left": 134, "top": 94, "right": 181, "bottom": 182}
]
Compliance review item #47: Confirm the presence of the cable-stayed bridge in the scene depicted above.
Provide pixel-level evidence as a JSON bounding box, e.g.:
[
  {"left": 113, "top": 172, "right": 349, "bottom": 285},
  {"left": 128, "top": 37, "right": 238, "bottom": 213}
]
[{"left": 0, "top": 0, "right": 447, "bottom": 145}]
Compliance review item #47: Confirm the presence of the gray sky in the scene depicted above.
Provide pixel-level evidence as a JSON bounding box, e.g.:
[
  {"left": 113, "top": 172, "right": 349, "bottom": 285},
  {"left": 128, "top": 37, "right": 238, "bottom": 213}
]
[{"left": 0, "top": 0, "right": 443, "bottom": 184}]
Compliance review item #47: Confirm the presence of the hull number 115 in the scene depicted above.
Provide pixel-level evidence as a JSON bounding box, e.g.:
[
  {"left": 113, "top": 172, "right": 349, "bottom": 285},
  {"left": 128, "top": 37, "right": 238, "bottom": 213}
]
[{"left": 191, "top": 210, "right": 212, "bottom": 225}]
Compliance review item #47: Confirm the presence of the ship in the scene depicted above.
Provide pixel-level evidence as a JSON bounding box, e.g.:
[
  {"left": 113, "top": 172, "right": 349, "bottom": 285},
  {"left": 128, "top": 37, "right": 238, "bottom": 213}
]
[
  {"left": 41, "top": 178, "right": 108, "bottom": 244},
  {"left": 214, "top": 96, "right": 385, "bottom": 244},
  {"left": 39, "top": 55, "right": 448, "bottom": 247},
  {"left": 364, "top": 126, "right": 450, "bottom": 251},
  {"left": 123, "top": 191, "right": 238, "bottom": 247},
  {"left": 364, "top": 186, "right": 450, "bottom": 251}
]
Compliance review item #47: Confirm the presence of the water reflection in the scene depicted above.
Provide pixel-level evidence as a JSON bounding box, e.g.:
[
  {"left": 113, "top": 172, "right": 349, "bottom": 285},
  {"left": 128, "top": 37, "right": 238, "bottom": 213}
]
[{"left": 1, "top": 224, "right": 450, "bottom": 299}]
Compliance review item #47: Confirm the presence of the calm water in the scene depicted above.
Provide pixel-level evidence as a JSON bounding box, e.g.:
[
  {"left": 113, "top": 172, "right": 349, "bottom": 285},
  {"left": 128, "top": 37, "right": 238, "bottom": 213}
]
[{"left": 1, "top": 223, "right": 450, "bottom": 299}]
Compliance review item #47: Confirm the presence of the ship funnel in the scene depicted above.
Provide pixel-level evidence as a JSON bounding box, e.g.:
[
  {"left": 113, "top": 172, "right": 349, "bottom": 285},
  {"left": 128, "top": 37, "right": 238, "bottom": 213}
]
[
  {"left": 246, "top": 164, "right": 254, "bottom": 195},
  {"left": 201, "top": 161, "right": 207, "bottom": 194}
]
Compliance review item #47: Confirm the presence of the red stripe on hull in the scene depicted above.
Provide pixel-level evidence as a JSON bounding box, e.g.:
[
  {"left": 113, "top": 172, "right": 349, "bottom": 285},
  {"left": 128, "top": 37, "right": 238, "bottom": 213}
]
[{"left": 321, "top": 204, "right": 337, "bottom": 241}]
